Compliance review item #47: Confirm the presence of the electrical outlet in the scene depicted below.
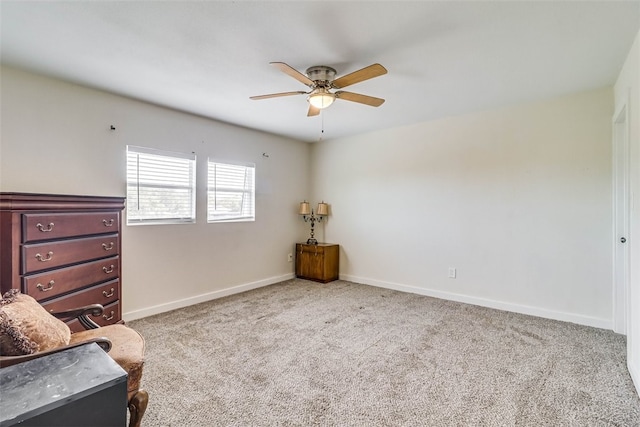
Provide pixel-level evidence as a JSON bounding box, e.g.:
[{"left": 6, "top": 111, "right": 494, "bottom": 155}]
[
  {"left": 448, "top": 267, "right": 456, "bottom": 278},
  {"left": 288, "top": 253, "right": 293, "bottom": 262}
]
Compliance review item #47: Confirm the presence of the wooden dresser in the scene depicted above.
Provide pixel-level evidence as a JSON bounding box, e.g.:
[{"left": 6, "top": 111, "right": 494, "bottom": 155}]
[
  {"left": 0, "top": 193, "right": 126, "bottom": 332},
  {"left": 295, "top": 243, "right": 339, "bottom": 283}
]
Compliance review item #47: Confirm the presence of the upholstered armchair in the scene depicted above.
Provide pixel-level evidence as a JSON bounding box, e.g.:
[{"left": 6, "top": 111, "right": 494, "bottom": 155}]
[{"left": 0, "top": 290, "right": 148, "bottom": 427}]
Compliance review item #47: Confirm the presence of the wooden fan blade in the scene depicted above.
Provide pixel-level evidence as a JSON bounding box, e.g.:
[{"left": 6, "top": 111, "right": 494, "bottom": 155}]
[
  {"left": 307, "top": 104, "right": 320, "bottom": 117},
  {"left": 332, "top": 63, "right": 387, "bottom": 89},
  {"left": 270, "top": 62, "right": 314, "bottom": 87},
  {"left": 250, "top": 91, "right": 307, "bottom": 100},
  {"left": 335, "top": 91, "right": 385, "bottom": 107}
]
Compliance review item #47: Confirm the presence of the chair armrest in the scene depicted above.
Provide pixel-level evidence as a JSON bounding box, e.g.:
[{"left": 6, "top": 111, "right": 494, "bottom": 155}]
[
  {"left": 51, "top": 304, "right": 104, "bottom": 319},
  {"left": 51, "top": 304, "right": 104, "bottom": 330},
  {"left": 0, "top": 338, "right": 112, "bottom": 368}
]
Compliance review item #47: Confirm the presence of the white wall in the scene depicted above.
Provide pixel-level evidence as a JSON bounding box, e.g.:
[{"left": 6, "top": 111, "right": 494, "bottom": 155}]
[
  {"left": 0, "top": 66, "right": 310, "bottom": 319},
  {"left": 311, "top": 87, "right": 614, "bottom": 329},
  {"left": 614, "top": 30, "right": 640, "bottom": 394},
  {"left": 0, "top": 66, "right": 619, "bottom": 331}
]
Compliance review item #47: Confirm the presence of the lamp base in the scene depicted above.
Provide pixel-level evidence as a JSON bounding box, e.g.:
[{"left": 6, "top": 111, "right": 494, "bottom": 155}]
[{"left": 306, "top": 238, "right": 318, "bottom": 245}]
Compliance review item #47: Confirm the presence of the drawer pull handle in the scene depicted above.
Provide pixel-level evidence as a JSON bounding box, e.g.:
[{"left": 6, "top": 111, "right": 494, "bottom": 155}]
[
  {"left": 36, "top": 222, "right": 54, "bottom": 232},
  {"left": 102, "top": 242, "right": 114, "bottom": 251},
  {"left": 103, "top": 311, "right": 115, "bottom": 321},
  {"left": 102, "top": 265, "right": 114, "bottom": 274},
  {"left": 35, "top": 251, "right": 53, "bottom": 262},
  {"left": 102, "top": 288, "right": 115, "bottom": 298},
  {"left": 36, "top": 280, "right": 55, "bottom": 292},
  {"left": 103, "top": 219, "right": 115, "bottom": 227}
]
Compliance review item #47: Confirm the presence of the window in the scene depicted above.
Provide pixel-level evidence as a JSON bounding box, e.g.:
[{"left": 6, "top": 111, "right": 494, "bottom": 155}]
[
  {"left": 126, "top": 145, "right": 196, "bottom": 225},
  {"left": 208, "top": 160, "right": 255, "bottom": 222}
]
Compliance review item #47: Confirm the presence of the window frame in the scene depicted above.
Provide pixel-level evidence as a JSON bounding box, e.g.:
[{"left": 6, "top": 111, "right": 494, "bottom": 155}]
[
  {"left": 126, "top": 145, "right": 197, "bottom": 226},
  {"left": 207, "top": 159, "right": 256, "bottom": 223}
]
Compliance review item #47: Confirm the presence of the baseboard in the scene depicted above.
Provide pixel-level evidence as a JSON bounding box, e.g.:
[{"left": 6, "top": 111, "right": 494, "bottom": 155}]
[
  {"left": 124, "top": 272, "right": 612, "bottom": 329},
  {"left": 340, "top": 274, "right": 613, "bottom": 330},
  {"left": 629, "top": 360, "right": 640, "bottom": 396},
  {"left": 122, "top": 273, "right": 295, "bottom": 322}
]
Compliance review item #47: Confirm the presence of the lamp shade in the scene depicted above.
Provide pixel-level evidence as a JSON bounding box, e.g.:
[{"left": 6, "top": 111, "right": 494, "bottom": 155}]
[
  {"left": 316, "top": 202, "right": 329, "bottom": 216},
  {"left": 298, "top": 201, "right": 311, "bottom": 215},
  {"left": 308, "top": 89, "right": 335, "bottom": 109}
]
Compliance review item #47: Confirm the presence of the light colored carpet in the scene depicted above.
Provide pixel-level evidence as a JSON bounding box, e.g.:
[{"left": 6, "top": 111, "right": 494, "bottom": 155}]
[{"left": 129, "top": 279, "right": 640, "bottom": 426}]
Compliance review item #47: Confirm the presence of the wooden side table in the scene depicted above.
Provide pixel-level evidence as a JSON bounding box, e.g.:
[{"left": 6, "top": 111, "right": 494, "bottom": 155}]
[{"left": 295, "top": 243, "right": 339, "bottom": 283}]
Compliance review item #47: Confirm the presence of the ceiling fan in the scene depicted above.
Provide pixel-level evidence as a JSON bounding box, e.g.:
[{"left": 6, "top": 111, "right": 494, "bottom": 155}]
[{"left": 250, "top": 62, "right": 387, "bottom": 117}]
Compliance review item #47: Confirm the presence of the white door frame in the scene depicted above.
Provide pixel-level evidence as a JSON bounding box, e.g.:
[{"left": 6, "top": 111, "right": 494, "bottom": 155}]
[{"left": 613, "top": 99, "right": 630, "bottom": 334}]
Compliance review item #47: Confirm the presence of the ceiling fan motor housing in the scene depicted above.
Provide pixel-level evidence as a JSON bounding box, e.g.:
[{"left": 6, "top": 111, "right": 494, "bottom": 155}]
[{"left": 306, "top": 66, "right": 336, "bottom": 87}]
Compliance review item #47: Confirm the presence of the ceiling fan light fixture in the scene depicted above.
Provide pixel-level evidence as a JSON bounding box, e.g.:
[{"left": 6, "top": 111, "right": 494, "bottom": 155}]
[{"left": 308, "top": 89, "right": 335, "bottom": 109}]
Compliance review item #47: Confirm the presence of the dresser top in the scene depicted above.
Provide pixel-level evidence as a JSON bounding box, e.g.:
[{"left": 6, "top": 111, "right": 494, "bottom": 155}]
[{"left": 0, "top": 193, "right": 125, "bottom": 211}]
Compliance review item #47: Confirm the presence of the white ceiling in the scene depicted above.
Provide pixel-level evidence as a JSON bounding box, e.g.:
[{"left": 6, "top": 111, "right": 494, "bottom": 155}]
[{"left": 1, "top": 1, "right": 639, "bottom": 143}]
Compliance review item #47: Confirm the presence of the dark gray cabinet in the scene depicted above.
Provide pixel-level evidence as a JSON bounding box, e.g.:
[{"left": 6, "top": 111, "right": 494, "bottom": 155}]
[{"left": 0, "top": 344, "right": 127, "bottom": 427}]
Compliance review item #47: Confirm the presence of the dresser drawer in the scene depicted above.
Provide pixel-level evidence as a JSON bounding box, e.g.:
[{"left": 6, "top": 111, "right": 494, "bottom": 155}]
[
  {"left": 22, "top": 234, "right": 119, "bottom": 273},
  {"left": 22, "top": 212, "right": 120, "bottom": 243},
  {"left": 40, "top": 279, "right": 120, "bottom": 312},
  {"left": 41, "top": 281, "right": 121, "bottom": 333},
  {"left": 23, "top": 257, "right": 120, "bottom": 301}
]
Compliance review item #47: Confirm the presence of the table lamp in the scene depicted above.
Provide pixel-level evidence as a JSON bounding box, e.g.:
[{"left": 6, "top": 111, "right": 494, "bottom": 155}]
[{"left": 298, "top": 201, "right": 328, "bottom": 244}]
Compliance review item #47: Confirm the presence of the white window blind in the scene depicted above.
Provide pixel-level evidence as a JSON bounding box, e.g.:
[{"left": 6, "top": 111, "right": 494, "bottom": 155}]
[
  {"left": 208, "top": 160, "right": 255, "bottom": 222},
  {"left": 126, "top": 146, "right": 196, "bottom": 225}
]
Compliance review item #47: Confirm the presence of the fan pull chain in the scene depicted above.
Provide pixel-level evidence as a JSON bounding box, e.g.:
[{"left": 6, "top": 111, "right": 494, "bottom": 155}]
[{"left": 319, "top": 111, "right": 324, "bottom": 142}]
